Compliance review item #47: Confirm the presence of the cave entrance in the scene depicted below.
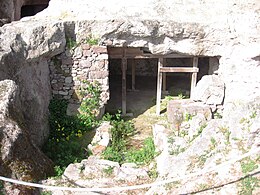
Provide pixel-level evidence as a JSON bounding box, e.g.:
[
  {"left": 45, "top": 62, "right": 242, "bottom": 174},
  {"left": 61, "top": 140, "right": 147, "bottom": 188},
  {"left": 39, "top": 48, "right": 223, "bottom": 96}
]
[
  {"left": 106, "top": 47, "right": 212, "bottom": 116},
  {"left": 21, "top": 4, "right": 49, "bottom": 18}
]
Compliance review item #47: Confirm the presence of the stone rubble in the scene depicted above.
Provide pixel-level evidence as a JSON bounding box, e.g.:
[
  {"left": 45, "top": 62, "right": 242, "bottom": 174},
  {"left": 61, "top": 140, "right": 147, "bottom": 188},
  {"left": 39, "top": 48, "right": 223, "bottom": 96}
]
[{"left": 41, "top": 156, "right": 150, "bottom": 195}]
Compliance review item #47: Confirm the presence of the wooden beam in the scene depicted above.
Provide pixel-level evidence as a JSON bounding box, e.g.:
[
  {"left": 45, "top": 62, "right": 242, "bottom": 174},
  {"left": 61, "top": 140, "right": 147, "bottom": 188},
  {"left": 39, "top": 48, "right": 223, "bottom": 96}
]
[
  {"left": 122, "top": 48, "right": 127, "bottom": 115},
  {"left": 162, "top": 59, "right": 167, "bottom": 92},
  {"left": 190, "top": 57, "right": 199, "bottom": 98},
  {"left": 156, "top": 58, "right": 164, "bottom": 116},
  {"left": 160, "top": 67, "right": 199, "bottom": 73},
  {"left": 130, "top": 59, "right": 136, "bottom": 90}
]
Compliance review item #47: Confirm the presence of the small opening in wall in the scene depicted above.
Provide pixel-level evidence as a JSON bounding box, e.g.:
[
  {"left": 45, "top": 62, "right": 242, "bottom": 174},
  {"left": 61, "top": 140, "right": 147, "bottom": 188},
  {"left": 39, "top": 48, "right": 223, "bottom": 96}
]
[{"left": 21, "top": 4, "right": 49, "bottom": 18}]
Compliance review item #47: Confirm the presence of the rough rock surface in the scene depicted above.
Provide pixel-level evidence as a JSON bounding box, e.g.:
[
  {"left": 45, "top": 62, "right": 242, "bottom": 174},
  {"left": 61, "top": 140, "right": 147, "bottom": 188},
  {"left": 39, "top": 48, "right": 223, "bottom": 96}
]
[
  {"left": 151, "top": 113, "right": 260, "bottom": 194},
  {"left": 41, "top": 156, "right": 150, "bottom": 195},
  {"left": 0, "top": 80, "right": 53, "bottom": 194},
  {"left": 0, "top": 20, "right": 65, "bottom": 146},
  {"left": 167, "top": 99, "right": 212, "bottom": 130},
  {"left": 88, "top": 121, "right": 112, "bottom": 156},
  {"left": 192, "top": 75, "right": 225, "bottom": 105}
]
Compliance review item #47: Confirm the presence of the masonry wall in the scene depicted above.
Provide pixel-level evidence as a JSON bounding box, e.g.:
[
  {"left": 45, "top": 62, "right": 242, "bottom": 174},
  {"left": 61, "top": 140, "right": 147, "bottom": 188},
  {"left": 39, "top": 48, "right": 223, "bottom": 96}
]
[{"left": 49, "top": 44, "right": 109, "bottom": 107}]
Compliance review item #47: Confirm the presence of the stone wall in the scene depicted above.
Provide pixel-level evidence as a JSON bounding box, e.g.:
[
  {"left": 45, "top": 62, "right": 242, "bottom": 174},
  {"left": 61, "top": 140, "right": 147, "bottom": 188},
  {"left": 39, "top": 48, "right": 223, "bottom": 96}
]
[{"left": 49, "top": 43, "right": 109, "bottom": 107}]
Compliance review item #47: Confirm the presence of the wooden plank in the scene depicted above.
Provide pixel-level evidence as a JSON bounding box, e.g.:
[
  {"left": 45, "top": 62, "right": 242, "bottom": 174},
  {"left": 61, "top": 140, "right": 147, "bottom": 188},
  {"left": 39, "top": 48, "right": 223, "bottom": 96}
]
[
  {"left": 160, "top": 67, "right": 199, "bottom": 73},
  {"left": 131, "top": 59, "right": 136, "bottom": 90},
  {"left": 156, "top": 58, "right": 164, "bottom": 116},
  {"left": 122, "top": 48, "right": 127, "bottom": 115},
  {"left": 190, "top": 57, "right": 199, "bottom": 98},
  {"left": 162, "top": 59, "right": 167, "bottom": 92}
]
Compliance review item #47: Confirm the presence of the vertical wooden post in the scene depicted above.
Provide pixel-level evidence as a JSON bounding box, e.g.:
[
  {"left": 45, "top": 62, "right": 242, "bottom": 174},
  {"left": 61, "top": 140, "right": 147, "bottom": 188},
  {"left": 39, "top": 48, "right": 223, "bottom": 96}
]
[
  {"left": 131, "top": 59, "right": 136, "bottom": 90},
  {"left": 162, "top": 59, "right": 167, "bottom": 93},
  {"left": 122, "top": 48, "right": 127, "bottom": 115},
  {"left": 156, "top": 58, "right": 163, "bottom": 116},
  {"left": 190, "top": 57, "right": 198, "bottom": 99}
]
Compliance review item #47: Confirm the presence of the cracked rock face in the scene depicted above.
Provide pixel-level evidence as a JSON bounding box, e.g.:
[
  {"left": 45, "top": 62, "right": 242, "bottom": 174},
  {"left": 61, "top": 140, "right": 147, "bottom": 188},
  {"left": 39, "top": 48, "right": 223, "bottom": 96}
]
[{"left": 0, "top": 80, "right": 53, "bottom": 194}]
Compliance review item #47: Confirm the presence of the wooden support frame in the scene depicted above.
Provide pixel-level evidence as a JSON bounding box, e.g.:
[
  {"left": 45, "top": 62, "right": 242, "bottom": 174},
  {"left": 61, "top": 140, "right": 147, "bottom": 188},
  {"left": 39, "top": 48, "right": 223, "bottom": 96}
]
[
  {"left": 156, "top": 58, "right": 199, "bottom": 116},
  {"left": 121, "top": 48, "right": 127, "bottom": 115},
  {"left": 162, "top": 59, "right": 167, "bottom": 93},
  {"left": 190, "top": 57, "right": 198, "bottom": 98},
  {"left": 156, "top": 58, "right": 164, "bottom": 115},
  {"left": 130, "top": 59, "right": 136, "bottom": 90}
]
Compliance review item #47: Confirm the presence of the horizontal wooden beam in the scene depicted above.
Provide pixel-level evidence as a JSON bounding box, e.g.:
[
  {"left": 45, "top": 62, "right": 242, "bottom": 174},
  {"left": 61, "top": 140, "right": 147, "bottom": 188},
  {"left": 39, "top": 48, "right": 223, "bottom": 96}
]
[
  {"left": 160, "top": 67, "right": 199, "bottom": 73},
  {"left": 109, "top": 54, "right": 194, "bottom": 59}
]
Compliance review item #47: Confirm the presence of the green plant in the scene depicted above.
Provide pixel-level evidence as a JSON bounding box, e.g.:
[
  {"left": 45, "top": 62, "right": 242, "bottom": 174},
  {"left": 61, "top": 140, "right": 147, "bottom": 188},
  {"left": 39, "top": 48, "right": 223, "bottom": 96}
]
[
  {"left": 241, "top": 158, "right": 259, "bottom": 174},
  {"left": 85, "top": 35, "right": 99, "bottom": 46},
  {"left": 0, "top": 181, "right": 4, "bottom": 195},
  {"left": 44, "top": 81, "right": 101, "bottom": 177},
  {"left": 103, "top": 166, "right": 114, "bottom": 176},
  {"left": 239, "top": 177, "right": 259, "bottom": 195},
  {"left": 249, "top": 111, "right": 257, "bottom": 119},
  {"left": 185, "top": 113, "right": 193, "bottom": 121},
  {"left": 177, "top": 93, "right": 185, "bottom": 99},
  {"left": 66, "top": 37, "right": 78, "bottom": 50},
  {"left": 78, "top": 80, "right": 101, "bottom": 129},
  {"left": 169, "top": 145, "right": 186, "bottom": 155},
  {"left": 210, "top": 137, "right": 217, "bottom": 150},
  {"left": 41, "top": 191, "right": 52, "bottom": 195},
  {"left": 125, "top": 137, "right": 156, "bottom": 165},
  {"left": 238, "top": 157, "right": 259, "bottom": 195},
  {"left": 148, "top": 163, "right": 158, "bottom": 179},
  {"left": 102, "top": 112, "right": 135, "bottom": 163}
]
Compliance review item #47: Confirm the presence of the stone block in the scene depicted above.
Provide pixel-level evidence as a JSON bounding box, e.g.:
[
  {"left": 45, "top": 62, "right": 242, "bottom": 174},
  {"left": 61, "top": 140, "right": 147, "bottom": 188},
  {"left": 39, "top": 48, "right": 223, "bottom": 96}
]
[
  {"left": 81, "top": 43, "right": 90, "bottom": 50},
  {"left": 89, "top": 71, "right": 109, "bottom": 79},
  {"left": 167, "top": 100, "right": 212, "bottom": 127},
  {"left": 92, "top": 46, "right": 107, "bottom": 54},
  {"left": 79, "top": 59, "right": 91, "bottom": 68},
  {"left": 58, "top": 91, "right": 69, "bottom": 95},
  {"left": 83, "top": 49, "right": 92, "bottom": 57},
  {"left": 65, "top": 77, "right": 73, "bottom": 83},
  {"left": 62, "top": 58, "right": 73, "bottom": 65},
  {"left": 73, "top": 47, "right": 83, "bottom": 58}
]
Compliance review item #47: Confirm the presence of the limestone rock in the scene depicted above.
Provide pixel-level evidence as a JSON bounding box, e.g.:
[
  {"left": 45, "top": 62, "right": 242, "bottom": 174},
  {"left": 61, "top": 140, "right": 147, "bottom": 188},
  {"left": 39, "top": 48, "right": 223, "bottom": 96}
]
[
  {"left": 88, "top": 122, "right": 112, "bottom": 156},
  {"left": 192, "top": 75, "right": 225, "bottom": 105},
  {"left": 0, "top": 80, "right": 53, "bottom": 194},
  {"left": 167, "top": 100, "right": 212, "bottom": 129}
]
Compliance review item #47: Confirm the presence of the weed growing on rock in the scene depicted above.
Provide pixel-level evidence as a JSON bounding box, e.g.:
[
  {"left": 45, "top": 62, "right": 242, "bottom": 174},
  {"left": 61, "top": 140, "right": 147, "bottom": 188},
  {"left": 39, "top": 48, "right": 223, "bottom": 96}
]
[
  {"left": 238, "top": 157, "right": 259, "bottom": 195},
  {"left": 103, "top": 166, "right": 114, "bottom": 176},
  {"left": 85, "top": 35, "right": 99, "bottom": 46},
  {"left": 66, "top": 37, "right": 78, "bottom": 50},
  {"left": 125, "top": 137, "right": 156, "bottom": 164}
]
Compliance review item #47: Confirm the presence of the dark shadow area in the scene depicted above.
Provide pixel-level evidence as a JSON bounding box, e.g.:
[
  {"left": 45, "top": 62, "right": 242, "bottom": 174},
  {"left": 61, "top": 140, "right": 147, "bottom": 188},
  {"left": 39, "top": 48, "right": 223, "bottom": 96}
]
[{"left": 21, "top": 4, "right": 48, "bottom": 18}]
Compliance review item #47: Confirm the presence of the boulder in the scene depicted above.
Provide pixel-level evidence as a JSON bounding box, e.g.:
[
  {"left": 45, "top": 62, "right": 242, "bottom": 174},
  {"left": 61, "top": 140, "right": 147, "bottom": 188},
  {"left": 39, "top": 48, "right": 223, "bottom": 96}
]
[
  {"left": 192, "top": 75, "right": 225, "bottom": 105},
  {"left": 167, "top": 100, "right": 212, "bottom": 129},
  {"left": 0, "top": 80, "right": 53, "bottom": 194}
]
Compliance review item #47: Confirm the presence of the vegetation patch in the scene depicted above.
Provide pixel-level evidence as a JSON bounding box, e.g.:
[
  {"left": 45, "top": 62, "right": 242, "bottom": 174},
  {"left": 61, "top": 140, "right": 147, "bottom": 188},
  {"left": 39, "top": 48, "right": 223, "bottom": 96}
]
[
  {"left": 102, "top": 112, "right": 156, "bottom": 165},
  {"left": 238, "top": 157, "right": 259, "bottom": 195},
  {"left": 43, "top": 81, "right": 101, "bottom": 176}
]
